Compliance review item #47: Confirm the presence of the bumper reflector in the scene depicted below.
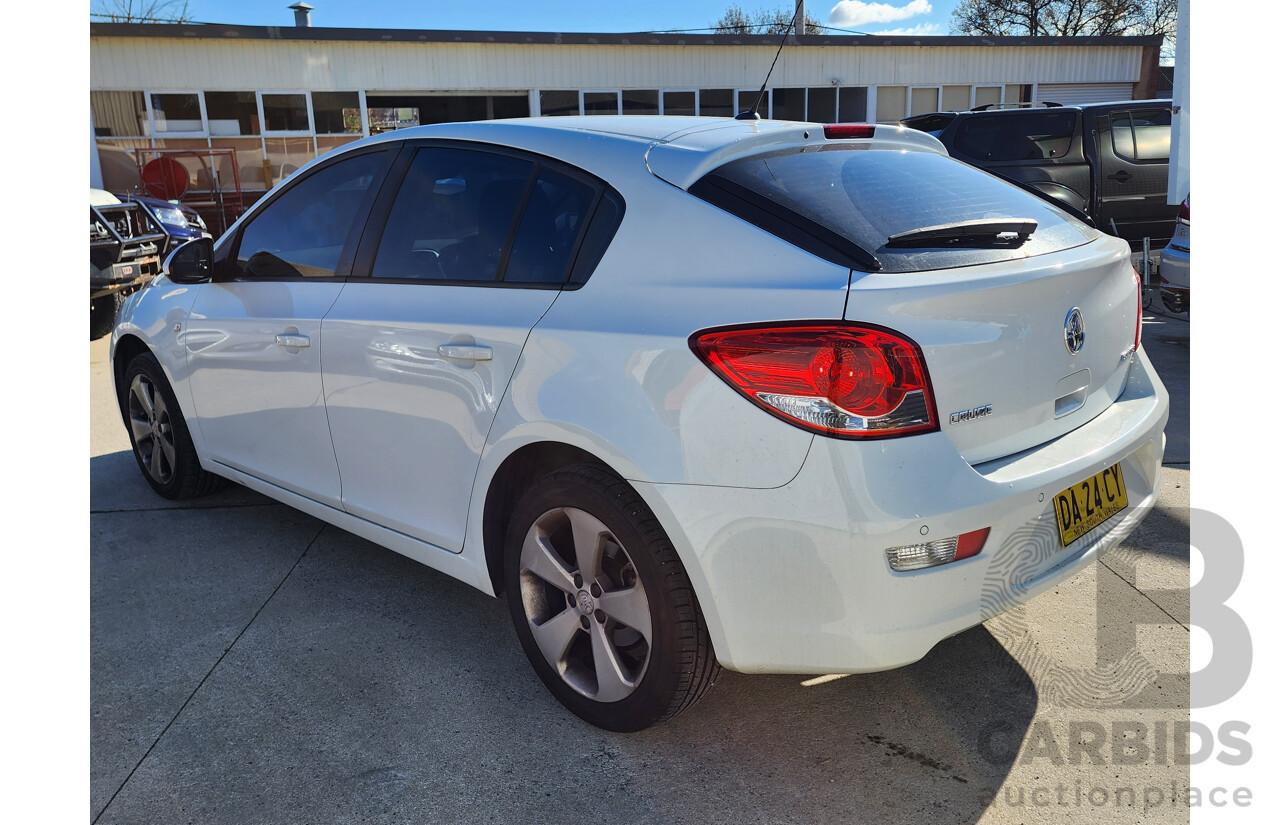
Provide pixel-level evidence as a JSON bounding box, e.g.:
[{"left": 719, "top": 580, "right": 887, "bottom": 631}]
[{"left": 886, "top": 527, "right": 990, "bottom": 572}]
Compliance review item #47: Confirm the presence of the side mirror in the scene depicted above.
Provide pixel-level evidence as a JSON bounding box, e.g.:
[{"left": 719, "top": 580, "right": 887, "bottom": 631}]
[{"left": 163, "top": 238, "right": 214, "bottom": 284}]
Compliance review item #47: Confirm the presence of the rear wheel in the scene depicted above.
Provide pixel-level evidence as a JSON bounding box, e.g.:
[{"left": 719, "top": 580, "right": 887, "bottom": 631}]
[
  {"left": 122, "top": 352, "right": 224, "bottom": 499},
  {"left": 504, "top": 464, "right": 720, "bottom": 731}
]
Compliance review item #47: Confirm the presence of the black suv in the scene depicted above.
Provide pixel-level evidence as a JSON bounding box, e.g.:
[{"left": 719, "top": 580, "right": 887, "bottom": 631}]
[{"left": 902, "top": 100, "right": 1177, "bottom": 251}]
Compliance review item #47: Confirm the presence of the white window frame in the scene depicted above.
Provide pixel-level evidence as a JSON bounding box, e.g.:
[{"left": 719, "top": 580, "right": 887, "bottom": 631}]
[
  {"left": 580, "top": 89, "right": 621, "bottom": 116},
  {"left": 146, "top": 90, "right": 208, "bottom": 137},
  {"left": 906, "top": 85, "right": 943, "bottom": 118},
  {"left": 659, "top": 89, "right": 698, "bottom": 116},
  {"left": 309, "top": 91, "right": 366, "bottom": 137},
  {"left": 972, "top": 84, "right": 1005, "bottom": 110},
  {"left": 258, "top": 90, "right": 316, "bottom": 136}
]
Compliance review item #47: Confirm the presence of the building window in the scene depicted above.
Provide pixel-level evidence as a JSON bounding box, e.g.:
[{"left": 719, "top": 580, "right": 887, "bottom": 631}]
[
  {"left": 662, "top": 91, "right": 696, "bottom": 116},
  {"left": 312, "top": 92, "right": 362, "bottom": 134},
  {"left": 622, "top": 90, "right": 658, "bottom": 116},
  {"left": 583, "top": 92, "right": 620, "bottom": 115},
  {"left": 736, "top": 89, "right": 769, "bottom": 118},
  {"left": 807, "top": 87, "right": 836, "bottom": 122},
  {"left": 699, "top": 89, "right": 734, "bottom": 117},
  {"left": 908, "top": 86, "right": 941, "bottom": 117},
  {"left": 974, "top": 86, "right": 1003, "bottom": 109},
  {"left": 540, "top": 90, "right": 579, "bottom": 117},
  {"left": 771, "top": 88, "right": 805, "bottom": 121},
  {"left": 262, "top": 93, "right": 310, "bottom": 132},
  {"left": 91, "top": 91, "right": 148, "bottom": 137},
  {"left": 838, "top": 87, "right": 867, "bottom": 122},
  {"left": 875, "top": 86, "right": 907, "bottom": 122},
  {"left": 204, "top": 91, "right": 260, "bottom": 136},
  {"left": 150, "top": 93, "right": 202, "bottom": 133}
]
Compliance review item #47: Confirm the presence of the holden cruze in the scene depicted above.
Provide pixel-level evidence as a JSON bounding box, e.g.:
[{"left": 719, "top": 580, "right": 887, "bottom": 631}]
[{"left": 112, "top": 116, "right": 1168, "bottom": 731}]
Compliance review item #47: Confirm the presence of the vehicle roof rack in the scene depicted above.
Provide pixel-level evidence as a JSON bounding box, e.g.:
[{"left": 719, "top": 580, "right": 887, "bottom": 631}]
[{"left": 970, "top": 101, "right": 1063, "bottom": 111}]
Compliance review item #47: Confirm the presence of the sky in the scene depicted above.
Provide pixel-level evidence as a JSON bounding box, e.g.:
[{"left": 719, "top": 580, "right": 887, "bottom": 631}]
[{"left": 103, "top": 1, "right": 963, "bottom": 36}]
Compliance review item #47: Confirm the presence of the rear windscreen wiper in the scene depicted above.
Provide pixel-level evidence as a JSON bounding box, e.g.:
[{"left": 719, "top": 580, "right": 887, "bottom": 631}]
[{"left": 884, "top": 219, "right": 1037, "bottom": 249}]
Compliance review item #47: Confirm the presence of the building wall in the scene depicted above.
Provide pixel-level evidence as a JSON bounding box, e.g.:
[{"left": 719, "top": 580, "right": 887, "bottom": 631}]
[{"left": 90, "top": 37, "right": 1146, "bottom": 92}]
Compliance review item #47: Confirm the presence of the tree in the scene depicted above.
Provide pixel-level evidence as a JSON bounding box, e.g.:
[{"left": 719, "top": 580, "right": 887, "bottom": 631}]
[
  {"left": 93, "top": 1, "right": 194, "bottom": 24},
  {"left": 714, "top": 4, "right": 823, "bottom": 35},
  {"left": 950, "top": 0, "right": 1175, "bottom": 56}
]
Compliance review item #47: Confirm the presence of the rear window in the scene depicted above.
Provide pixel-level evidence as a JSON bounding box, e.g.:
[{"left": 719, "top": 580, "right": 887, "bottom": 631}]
[
  {"left": 691, "top": 145, "right": 1098, "bottom": 273},
  {"left": 1110, "top": 108, "right": 1171, "bottom": 161},
  {"left": 953, "top": 111, "right": 1078, "bottom": 161}
]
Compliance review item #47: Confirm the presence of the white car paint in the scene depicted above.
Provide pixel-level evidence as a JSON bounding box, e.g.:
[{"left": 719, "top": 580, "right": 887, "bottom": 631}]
[{"left": 113, "top": 116, "right": 1168, "bottom": 676}]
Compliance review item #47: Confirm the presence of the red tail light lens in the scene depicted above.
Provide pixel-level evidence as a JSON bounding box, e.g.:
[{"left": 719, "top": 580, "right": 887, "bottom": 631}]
[
  {"left": 823, "top": 123, "right": 876, "bottom": 139},
  {"left": 1178, "top": 196, "right": 1189, "bottom": 222},
  {"left": 689, "top": 323, "right": 937, "bottom": 438}
]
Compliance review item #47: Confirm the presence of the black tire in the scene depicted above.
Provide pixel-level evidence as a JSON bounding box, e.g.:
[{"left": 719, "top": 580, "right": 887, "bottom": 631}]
[
  {"left": 504, "top": 463, "right": 720, "bottom": 731},
  {"left": 121, "top": 352, "right": 225, "bottom": 500},
  {"left": 90, "top": 292, "right": 124, "bottom": 340}
]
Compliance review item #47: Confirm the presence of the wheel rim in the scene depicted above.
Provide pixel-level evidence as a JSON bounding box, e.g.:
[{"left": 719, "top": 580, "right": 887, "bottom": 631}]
[
  {"left": 127, "top": 374, "right": 177, "bottom": 485},
  {"left": 518, "top": 507, "right": 652, "bottom": 702}
]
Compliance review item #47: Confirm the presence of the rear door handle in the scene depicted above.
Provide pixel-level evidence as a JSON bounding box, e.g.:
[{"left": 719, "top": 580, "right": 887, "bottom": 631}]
[
  {"left": 437, "top": 344, "right": 493, "bottom": 361},
  {"left": 275, "top": 333, "right": 310, "bottom": 348},
  {"left": 1107, "top": 170, "right": 1132, "bottom": 183}
]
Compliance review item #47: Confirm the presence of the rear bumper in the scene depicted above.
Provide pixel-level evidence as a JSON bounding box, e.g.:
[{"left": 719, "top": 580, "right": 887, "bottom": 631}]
[
  {"left": 638, "top": 348, "right": 1169, "bottom": 674},
  {"left": 1159, "top": 245, "right": 1190, "bottom": 290}
]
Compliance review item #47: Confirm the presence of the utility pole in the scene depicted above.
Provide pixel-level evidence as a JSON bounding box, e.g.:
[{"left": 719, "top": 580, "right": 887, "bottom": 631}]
[{"left": 794, "top": 0, "right": 805, "bottom": 36}]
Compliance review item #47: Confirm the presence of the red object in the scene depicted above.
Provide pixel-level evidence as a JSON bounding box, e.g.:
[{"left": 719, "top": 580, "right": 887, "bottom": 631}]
[
  {"left": 141, "top": 156, "right": 190, "bottom": 200},
  {"left": 954, "top": 527, "right": 990, "bottom": 561},
  {"left": 1178, "top": 196, "right": 1190, "bottom": 222},
  {"left": 689, "top": 323, "right": 937, "bottom": 437},
  {"left": 823, "top": 123, "right": 876, "bottom": 139}
]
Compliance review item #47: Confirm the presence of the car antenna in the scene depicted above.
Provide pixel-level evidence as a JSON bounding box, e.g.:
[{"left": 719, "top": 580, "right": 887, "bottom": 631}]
[{"left": 735, "top": 3, "right": 804, "bottom": 120}]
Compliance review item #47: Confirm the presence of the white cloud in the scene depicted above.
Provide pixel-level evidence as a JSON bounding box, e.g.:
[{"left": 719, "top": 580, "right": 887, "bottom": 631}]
[
  {"left": 867, "top": 23, "right": 945, "bottom": 36},
  {"left": 828, "top": 1, "right": 933, "bottom": 29}
]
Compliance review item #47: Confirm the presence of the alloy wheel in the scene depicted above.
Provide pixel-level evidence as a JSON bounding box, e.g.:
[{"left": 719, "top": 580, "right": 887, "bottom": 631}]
[
  {"left": 518, "top": 506, "right": 652, "bottom": 702},
  {"left": 127, "top": 374, "right": 177, "bottom": 485}
]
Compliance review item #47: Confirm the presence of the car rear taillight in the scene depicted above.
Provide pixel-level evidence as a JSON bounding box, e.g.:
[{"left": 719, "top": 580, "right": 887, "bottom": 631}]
[
  {"left": 1132, "top": 267, "right": 1142, "bottom": 352},
  {"left": 823, "top": 123, "right": 876, "bottom": 139},
  {"left": 689, "top": 323, "right": 938, "bottom": 438},
  {"left": 886, "top": 527, "right": 991, "bottom": 572},
  {"left": 1178, "top": 196, "right": 1190, "bottom": 223}
]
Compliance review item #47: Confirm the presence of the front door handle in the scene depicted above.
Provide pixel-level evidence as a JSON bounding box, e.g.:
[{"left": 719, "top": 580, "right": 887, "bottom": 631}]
[
  {"left": 275, "top": 333, "right": 310, "bottom": 348},
  {"left": 1107, "top": 170, "right": 1132, "bottom": 183},
  {"left": 437, "top": 344, "right": 493, "bottom": 361}
]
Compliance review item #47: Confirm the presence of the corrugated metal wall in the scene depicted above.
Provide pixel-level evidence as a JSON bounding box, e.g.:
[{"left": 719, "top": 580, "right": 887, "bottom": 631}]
[
  {"left": 90, "top": 37, "right": 1146, "bottom": 92},
  {"left": 1037, "top": 82, "right": 1136, "bottom": 105}
]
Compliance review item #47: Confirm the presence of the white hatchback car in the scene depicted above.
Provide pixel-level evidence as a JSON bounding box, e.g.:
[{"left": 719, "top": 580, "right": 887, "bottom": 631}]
[{"left": 112, "top": 117, "right": 1168, "bottom": 731}]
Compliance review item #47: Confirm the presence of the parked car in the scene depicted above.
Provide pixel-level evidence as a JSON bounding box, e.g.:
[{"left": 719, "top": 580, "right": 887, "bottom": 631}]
[
  {"left": 1159, "top": 195, "right": 1190, "bottom": 314},
  {"left": 111, "top": 117, "right": 1168, "bottom": 731},
  {"left": 90, "top": 189, "right": 165, "bottom": 339},
  {"left": 901, "top": 100, "right": 1179, "bottom": 254}
]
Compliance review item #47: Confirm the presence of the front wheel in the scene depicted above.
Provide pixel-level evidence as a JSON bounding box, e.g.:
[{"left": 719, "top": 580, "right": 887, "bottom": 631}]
[
  {"left": 504, "top": 464, "right": 720, "bottom": 731},
  {"left": 121, "top": 352, "right": 224, "bottom": 499}
]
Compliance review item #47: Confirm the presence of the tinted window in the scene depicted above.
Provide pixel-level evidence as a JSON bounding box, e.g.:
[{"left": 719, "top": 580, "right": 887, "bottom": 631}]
[
  {"left": 954, "top": 111, "right": 1077, "bottom": 161},
  {"left": 695, "top": 145, "right": 1098, "bottom": 273},
  {"left": 569, "top": 190, "right": 624, "bottom": 285},
  {"left": 505, "top": 168, "right": 598, "bottom": 284},
  {"left": 236, "top": 150, "right": 387, "bottom": 279},
  {"left": 372, "top": 147, "right": 535, "bottom": 282},
  {"left": 1110, "top": 109, "right": 1171, "bottom": 161}
]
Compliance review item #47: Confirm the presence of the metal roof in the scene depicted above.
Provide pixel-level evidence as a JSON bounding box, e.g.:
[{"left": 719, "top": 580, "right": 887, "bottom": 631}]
[{"left": 88, "top": 22, "right": 1163, "bottom": 50}]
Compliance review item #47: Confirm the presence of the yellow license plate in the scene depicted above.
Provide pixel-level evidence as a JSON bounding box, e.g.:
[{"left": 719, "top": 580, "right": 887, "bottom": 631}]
[{"left": 1054, "top": 463, "right": 1128, "bottom": 547}]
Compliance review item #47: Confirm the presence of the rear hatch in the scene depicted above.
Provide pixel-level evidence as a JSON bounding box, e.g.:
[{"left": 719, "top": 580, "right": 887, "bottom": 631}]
[{"left": 656, "top": 129, "right": 1139, "bottom": 464}]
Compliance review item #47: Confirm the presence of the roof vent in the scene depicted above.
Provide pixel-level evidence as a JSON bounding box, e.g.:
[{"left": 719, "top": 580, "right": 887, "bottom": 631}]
[{"left": 289, "top": 2, "right": 313, "bottom": 27}]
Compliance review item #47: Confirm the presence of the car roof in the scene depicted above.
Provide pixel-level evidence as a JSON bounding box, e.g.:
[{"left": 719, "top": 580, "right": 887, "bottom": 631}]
[{"left": 337, "top": 116, "right": 946, "bottom": 190}]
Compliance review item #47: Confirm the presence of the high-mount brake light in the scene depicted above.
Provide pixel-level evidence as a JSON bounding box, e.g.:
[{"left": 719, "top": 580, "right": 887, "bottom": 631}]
[
  {"left": 689, "top": 323, "right": 938, "bottom": 438},
  {"left": 823, "top": 124, "right": 876, "bottom": 140}
]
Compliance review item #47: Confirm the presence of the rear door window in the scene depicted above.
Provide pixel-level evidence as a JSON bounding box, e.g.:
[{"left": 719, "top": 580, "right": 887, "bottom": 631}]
[
  {"left": 691, "top": 145, "right": 1098, "bottom": 273},
  {"left": 1109, "top": 108, "right": 1172, "bottom": 162},
  {"left": 953, "top": 111, "right": 1078, "bottom": 161}
]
